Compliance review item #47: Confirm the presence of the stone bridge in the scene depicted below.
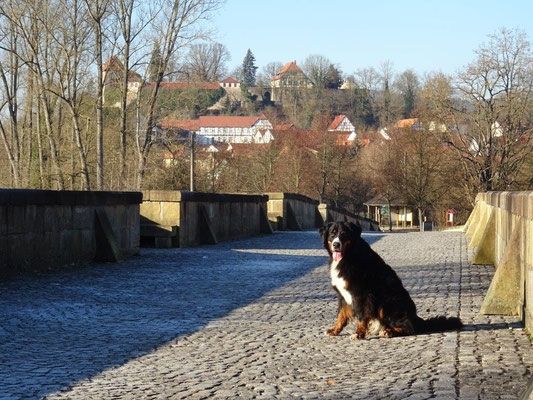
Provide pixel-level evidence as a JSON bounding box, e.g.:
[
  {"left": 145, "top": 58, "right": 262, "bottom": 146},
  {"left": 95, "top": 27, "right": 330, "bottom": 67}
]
[{"left": 1, "top": 229, "right": 532, "bottom": 399}]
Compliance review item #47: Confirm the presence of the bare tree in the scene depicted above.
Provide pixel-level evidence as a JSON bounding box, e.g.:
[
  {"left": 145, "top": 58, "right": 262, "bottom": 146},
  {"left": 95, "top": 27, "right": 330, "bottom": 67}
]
[
  {"left": 1, "top": 0, "right": 68, "bottom": 189},
  {"left": 50, "top": 0, "right": 93, "bottom": 190},
  {"left": 109, "top": 0, "right": 155, "bottom": 189},
  {"left": 0, "top": 15, "right": 22, "bottom": 187},
  {"left": 378, "top": 60, "right": 396, "bottom": 126},
  {"left": 302, "top": 54, "right": 331, "bottom": 88},
  {"left": 394, "top": 124, "right": 447, "bottom": 231},
  {"left": 425, "top": 28, "right": 533, "bottom": 197},
  {"left": 83, "top": 0, "right": 111, "bottom": 190},
  {"left": 256, "top": 61, "right": 282, "bottom": 87},
  {"left": 134, "top": 0, "right": 222, "bottom": 189},
  {"left": 395, "top": 69, "right": 419, "bottom": 118},
  {"left": 180, "top": 41, "right": 230, "bottom": 81}
]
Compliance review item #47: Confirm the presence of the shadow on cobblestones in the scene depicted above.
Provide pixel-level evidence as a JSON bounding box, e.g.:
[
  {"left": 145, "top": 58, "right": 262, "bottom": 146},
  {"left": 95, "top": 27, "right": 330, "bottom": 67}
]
[
  {"left": 0, "top": 231, "right": 384, "bottom": 398},
  {"left": 462, "top": 321, "right": 523, "bottom": 331}
]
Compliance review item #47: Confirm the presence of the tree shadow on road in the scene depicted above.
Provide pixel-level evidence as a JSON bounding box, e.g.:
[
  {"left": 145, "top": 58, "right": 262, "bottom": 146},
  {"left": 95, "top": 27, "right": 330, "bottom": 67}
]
[{"left": 0, "top": 231, "right": 384, "bottom": 398}]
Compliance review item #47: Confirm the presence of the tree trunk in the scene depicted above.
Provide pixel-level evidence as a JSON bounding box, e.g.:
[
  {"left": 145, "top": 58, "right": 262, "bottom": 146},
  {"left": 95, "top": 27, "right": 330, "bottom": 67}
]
[
  {"left": 96, "top": 23, "right": 104, "bottom": 190},
  {"left": 387, "top": 198, "right": 392, "bottom": 232},
  {"left": 71, "top": 113, "right": 91, "bottom": 190},
  {"left": 190, "top": 132, "right": 195, "bottom": 191}
]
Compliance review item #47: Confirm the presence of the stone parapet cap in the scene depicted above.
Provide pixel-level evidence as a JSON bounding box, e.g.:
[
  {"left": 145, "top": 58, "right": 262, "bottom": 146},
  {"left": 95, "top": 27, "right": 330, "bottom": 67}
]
[
  {"left": 265, "top": 192, "right": 319, "bottom": 205},
  {"left": 0, "top": 189, "right": 142, "bottom": 206},
  {"left": 143, "top": 190, "right": 268, "bottom": 203},
  {"left": 476, "top": 191, "right": 533, "bottom": 219},
  {"left": 319, "top": 203, "right": 377, "bottom": 225}
]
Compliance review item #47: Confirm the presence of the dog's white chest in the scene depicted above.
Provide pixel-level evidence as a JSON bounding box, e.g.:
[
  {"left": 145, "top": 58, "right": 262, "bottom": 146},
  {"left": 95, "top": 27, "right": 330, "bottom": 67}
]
[{"left": 330, "top": 261, "right": 352, "bottom": 306}]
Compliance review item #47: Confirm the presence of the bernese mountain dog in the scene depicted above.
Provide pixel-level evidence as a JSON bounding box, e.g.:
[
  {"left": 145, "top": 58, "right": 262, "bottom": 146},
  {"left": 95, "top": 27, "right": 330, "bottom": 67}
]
[{"left": 320, "top": 221, "right": 462, "bottom": 339}]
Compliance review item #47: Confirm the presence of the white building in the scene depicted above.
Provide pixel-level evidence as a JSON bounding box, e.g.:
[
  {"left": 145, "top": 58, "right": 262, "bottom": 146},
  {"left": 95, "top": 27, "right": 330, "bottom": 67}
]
[{"left": 161, "top": 115, "right": 274, "bottom": 144}]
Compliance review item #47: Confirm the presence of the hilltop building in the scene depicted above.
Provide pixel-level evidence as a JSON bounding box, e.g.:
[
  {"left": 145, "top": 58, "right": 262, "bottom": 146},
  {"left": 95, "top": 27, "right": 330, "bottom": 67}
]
[{"left": 270, "top": 61, "right": 313, "bottom": 102}]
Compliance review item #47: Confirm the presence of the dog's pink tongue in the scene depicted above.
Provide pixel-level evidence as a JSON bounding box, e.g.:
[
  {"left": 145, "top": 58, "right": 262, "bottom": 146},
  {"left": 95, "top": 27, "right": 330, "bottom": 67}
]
[{"left": 332, "top": 251, "right": 342, "bottom": 261}]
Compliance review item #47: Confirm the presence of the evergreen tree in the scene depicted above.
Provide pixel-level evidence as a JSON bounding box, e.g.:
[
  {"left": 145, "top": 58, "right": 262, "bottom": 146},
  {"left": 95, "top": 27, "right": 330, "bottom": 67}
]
[
  {"left": 241, "top": 49, "right": 258, "bottom": 87},
  {"left": 325, "top": 64, "right": 343, "bottom": 89},
  {"left": 148, "top": 43, "right": 163, "bottom": 82}
]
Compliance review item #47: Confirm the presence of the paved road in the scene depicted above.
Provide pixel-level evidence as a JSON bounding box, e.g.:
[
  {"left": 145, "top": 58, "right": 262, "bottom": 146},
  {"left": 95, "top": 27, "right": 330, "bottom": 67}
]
[{"left": 0, "top": 230, "right": 531, "bottom": 399}]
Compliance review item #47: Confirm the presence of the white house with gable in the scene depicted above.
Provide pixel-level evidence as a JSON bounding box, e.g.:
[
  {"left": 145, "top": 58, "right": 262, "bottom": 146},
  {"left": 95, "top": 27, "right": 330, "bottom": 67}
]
[{"left": 196, "top": 115, "right": 273, "bottom": 144}]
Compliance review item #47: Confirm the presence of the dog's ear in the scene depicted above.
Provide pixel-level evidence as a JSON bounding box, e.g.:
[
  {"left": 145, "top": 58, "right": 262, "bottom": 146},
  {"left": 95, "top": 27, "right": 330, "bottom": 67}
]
[
  {"left": 320, "top": 222, "right": 333, "bottom": 252},
  {"left": 319, "top": 222, "right": 332, "bottom": 239},
  {"left": 348, "top": 222, "right": 362, "bottom": 239}
]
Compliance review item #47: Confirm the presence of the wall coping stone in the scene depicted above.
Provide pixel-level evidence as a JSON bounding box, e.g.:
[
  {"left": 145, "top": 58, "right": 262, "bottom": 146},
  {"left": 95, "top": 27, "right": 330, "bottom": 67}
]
[
  {"left": 265, "top": 192, "right": 319, "bottom": 205},
  {"left": 0, "top": 189, "right": 142, "bottom": 206},
  {"left": 318, "top": 203, "right": 377, "bottom": 225},
  {"left": 143, "top": 190, "right": 268, "bottom": 203},
  {"left": 476, "top": 191, "right": 533, "bottom": 219}
]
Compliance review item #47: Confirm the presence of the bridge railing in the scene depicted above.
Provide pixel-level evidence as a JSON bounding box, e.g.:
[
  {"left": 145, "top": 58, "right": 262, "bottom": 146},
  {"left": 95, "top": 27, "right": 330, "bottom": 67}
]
[
  {"left": 0, "top": 189, "right": 141, "bottom": 277},
  {"left": 464, "top": 191, "right": 533, "bottom": 330},
  {"left": 141, "top": 191, "right": 381, "bottom": 248},
  {"left": 141, "top": 190, "right": 272, "bottom": 248},
  {"left": 318, "top": 203, "right": 380, "bottom": 231}
]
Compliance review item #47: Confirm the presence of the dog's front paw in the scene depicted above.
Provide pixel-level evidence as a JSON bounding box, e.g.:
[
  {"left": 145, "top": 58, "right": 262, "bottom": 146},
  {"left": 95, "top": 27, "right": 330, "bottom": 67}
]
[
  {"left": 326, "top": 327, "right": 340, "bottom": 336},
  {"left": 381, "top": 328, "right": 394, "bottom": 338},
  {"left": 350, "top": 332, "right": 366, "bottom": 340}
]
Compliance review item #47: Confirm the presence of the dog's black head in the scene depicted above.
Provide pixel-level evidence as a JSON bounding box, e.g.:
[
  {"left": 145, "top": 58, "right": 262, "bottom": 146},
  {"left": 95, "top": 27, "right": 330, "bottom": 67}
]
[{"left": 319, "top": 221, "right": 362, "bottom": 261}]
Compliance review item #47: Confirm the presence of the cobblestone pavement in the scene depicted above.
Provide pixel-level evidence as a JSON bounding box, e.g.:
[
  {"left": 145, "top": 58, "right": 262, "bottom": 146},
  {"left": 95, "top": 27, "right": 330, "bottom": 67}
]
[{"left": 1, "top": 231, "right": 532, "bottom": 399}]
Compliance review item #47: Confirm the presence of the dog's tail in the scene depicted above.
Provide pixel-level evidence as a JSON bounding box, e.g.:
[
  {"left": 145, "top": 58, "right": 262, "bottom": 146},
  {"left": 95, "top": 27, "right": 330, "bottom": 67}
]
[{"left": 414, "top": 315, "right": 463, "bottom": 334}]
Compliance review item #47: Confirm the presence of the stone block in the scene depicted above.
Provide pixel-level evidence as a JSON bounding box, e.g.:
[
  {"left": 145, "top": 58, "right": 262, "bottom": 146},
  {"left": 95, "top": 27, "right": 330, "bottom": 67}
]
[
  {"left": 42, "top": 231, "right": 59, "bottom": 260},
  {"left": 94, "top": 208, "right": 121, "bottom": 262},
  {"left": 144, "top": 190, "right": 183, "bottom": 202},
  {"left": 469, "top": 206, "right": 492, "bottom": 248},
  {"left": 130, "top": 219, "right": 140, "bottom": 251},
  {"left": 0, "top": 235, "right": 8, "bottom": 275},
  {"left": 59, "top": 230, "right": 75, "bottom": 265},
  {"left": 43, "top": 206, "right": 59, "bottom": 233},
  {"left": 81, "top": 229, "right": 96, "bottom": 260},
  {"left": 56, "top": 206, "right": 73, "bottom": 231},
  {"left": 155, "top": 237, "right": 173, "bottom": 248},
  {"left": 160, "top": 202, "right": 180, "bottom": 225},
  {"left": 481, "top": 218, "right": 522, "bottom": 315},
  {"left": 465, "top": 203, "right": 481, "bottom": 238},
  {"left": 7, "top": 206, "right": 26, "bottom": 235},
  {"left": 528, "top": 192, "right": 533, "bottom": 220},
  {"left": 70, "top": 229, "right": 84, "bottom": 263},
  {"left": 116, "top": 205, "right": 128, "bottom": 229},
  {"left": 472, "top": 210, "right": 496, "bottom": 265},
  {"left": 72, "top": 206, "right": 94, "bottom": 230},
  {"left": 0, "top": 205, "right": 6, "bottom": 236},
  {"left": 140, "top": 202, "right": 162, "bottom": 225},
  {"left": 8, "top": 233, "right": 27, "bottom": 272},
  {"left": 23, "top": 205, "right": 42, "bottom": 233},
  {"left": 127, "top": 205, "right": 140, "bottom": 230}
]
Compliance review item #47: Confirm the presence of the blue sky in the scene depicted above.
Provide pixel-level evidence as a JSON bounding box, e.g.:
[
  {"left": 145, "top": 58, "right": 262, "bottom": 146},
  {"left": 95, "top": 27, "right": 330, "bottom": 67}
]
[{"left": 211, "top": 0, "right": 533, "bottom": 76}]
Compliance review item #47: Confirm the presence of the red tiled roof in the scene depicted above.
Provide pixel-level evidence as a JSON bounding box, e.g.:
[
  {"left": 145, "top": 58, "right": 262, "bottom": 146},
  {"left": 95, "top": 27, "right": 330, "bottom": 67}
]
[
  {"left": 103, "top": 56, "right": 142, "bottom": 81},
  {"left": 102, "top": 56, "right": 121, "bottom": 71},
  {"left": 272, "top": 61, "right": 304, "bottom": 81},
  {"left": 156, "top": 81, "right": 221, "bottom": 90},
  {"left": 160, "top": 119, "right": 200, "bottom": 131},
  {"left": 394, "top": 118, "right": 418, "bottom": 129},
  {"left": 198, "top": 115, "right": 267, "bottom": 128},
  {"left": 328, "top": 115, "right": 346, "bottom": 130},
  {"left": 220, "top": 77, "right": 239, "bottom": 84}
]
